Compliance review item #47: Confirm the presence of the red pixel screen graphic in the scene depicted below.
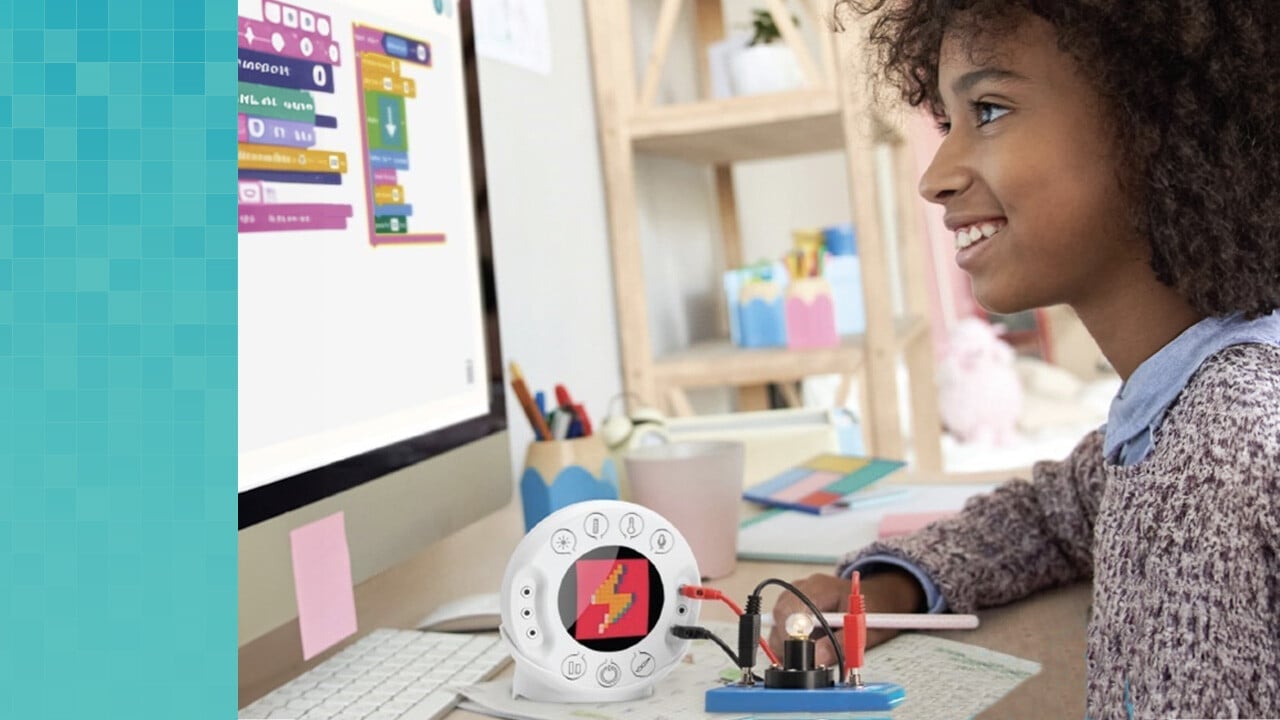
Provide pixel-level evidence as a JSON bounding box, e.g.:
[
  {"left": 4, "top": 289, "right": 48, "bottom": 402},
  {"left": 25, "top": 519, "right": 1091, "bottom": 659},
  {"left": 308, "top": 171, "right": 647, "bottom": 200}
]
[{"left": 574, "top": 558, "right": 650, "bottom": 641}]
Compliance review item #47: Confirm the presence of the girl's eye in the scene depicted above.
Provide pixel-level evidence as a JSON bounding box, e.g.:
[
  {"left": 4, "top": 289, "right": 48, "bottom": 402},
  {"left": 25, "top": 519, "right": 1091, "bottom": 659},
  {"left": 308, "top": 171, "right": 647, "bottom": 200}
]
[
  {"left": 934, "top": 117, "right": 952, "bottom": 136},
  {"left": 972, "top": 101, "right": 1010, "bottom": 126}
]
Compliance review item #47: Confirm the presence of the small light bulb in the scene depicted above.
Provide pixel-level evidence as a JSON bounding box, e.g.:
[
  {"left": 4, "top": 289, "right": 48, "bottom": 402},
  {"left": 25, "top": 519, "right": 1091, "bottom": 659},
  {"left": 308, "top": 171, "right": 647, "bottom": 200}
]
[{"left": 784, "top": 612, "right": 814, "bottom": 640}]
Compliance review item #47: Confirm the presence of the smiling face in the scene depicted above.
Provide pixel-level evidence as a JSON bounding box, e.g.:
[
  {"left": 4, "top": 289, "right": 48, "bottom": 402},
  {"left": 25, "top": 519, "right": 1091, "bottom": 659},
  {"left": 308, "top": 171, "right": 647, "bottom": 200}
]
[{"left": 919, "top": 13, "right": 1149, "bottom": 315}]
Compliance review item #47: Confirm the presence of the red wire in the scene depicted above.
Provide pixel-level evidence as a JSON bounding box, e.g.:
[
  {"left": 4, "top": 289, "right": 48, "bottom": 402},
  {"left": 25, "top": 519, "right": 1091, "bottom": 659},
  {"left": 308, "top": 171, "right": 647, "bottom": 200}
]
[
  {"left": 844, "top": 571, "right": 867, "bottom": 683},
  {"left": 680, "top": 585, "right": 781, "bottom": 666}
]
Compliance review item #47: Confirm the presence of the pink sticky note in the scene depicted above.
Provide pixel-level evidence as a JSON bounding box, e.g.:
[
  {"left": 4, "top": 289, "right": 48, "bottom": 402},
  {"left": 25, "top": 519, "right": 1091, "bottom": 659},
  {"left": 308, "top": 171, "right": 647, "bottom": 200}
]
[
  {"left": 290, "top": 511, "right": 358, "bottom": 660},
  {"left": 878, "top": 511, "right": 956, "bottom": 538}
]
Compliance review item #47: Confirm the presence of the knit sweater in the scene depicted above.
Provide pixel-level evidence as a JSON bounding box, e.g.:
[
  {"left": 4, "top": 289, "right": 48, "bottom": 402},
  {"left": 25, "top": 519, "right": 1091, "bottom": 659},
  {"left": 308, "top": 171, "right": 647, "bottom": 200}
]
[{"left": 841, "top": 344, "right": 1280, "bottom": 719}]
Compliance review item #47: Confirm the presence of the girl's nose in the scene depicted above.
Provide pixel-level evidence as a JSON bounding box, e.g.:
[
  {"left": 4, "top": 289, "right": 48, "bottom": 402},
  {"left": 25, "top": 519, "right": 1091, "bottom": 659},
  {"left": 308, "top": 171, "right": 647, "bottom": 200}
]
[{"left": 918, "top": 134, "right": 971, "bottom": 205}]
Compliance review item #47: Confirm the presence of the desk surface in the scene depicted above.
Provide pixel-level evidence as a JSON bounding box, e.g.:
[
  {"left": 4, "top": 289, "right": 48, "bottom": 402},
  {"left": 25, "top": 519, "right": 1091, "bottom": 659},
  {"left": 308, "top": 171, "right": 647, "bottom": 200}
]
[{"left": 240, "top": 471, "right": 1089, "bottom": 718}]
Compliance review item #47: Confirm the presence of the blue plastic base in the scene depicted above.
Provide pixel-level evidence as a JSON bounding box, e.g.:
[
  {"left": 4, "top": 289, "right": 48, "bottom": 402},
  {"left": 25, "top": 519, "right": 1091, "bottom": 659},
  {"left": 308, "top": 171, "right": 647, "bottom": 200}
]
[{"left": 705, "top": 682, "right": 905, "bottom": 713}]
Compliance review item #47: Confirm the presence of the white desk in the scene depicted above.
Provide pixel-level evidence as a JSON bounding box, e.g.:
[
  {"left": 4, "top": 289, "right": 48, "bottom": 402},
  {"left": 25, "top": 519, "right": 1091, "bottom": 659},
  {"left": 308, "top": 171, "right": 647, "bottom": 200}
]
[{"left": 239, "top": 473, "right": 1089, "bottom": 718}]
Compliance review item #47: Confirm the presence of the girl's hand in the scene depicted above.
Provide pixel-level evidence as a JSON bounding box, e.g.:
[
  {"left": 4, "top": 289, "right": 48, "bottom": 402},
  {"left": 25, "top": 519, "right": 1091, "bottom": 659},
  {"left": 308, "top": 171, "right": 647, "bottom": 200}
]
[{"left": 766, "top": 570, "right": 925, "bottom": 668}]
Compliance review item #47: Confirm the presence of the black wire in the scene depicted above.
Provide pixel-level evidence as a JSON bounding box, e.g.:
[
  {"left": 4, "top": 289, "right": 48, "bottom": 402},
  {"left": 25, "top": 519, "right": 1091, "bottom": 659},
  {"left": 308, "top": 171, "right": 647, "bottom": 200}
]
[
  {"left": 750, "top": 577, "right": 846, "bottom": 681},
  {"left": 670, "top": 625, "right": 763, "bottom": 682}
]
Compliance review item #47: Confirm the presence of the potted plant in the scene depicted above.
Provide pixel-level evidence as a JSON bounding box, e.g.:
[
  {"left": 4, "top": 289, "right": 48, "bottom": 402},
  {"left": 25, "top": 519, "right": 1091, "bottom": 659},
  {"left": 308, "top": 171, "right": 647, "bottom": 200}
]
[{"left": 729, "top": 8, "right": 804, "bottom": 96}]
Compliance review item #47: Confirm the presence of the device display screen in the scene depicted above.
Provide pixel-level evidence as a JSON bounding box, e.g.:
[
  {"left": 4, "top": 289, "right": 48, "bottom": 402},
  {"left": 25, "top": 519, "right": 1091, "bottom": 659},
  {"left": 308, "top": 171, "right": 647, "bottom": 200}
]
[{"left": 558, "top": 546, "right": 664, "bottom": 652}]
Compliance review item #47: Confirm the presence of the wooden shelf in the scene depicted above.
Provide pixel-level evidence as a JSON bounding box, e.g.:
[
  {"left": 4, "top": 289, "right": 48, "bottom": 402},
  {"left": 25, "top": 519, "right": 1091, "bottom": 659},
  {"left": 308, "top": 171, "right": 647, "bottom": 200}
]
[
  {"left": 585, "top": 0, "right": 944, "bottom": 471},
  {"left": 630, "top": 88, "right": 846, "bottom": 164},
  {"left": 653, "top": 316, "right": 929, "bottom": 389}
]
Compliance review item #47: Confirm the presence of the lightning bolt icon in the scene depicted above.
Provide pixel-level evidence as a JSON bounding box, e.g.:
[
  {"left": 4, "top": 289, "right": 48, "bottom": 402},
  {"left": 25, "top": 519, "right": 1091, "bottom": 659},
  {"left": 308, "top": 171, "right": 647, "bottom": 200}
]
[{"left": 591, "top": 563, "right": 634, "bottom": 634}]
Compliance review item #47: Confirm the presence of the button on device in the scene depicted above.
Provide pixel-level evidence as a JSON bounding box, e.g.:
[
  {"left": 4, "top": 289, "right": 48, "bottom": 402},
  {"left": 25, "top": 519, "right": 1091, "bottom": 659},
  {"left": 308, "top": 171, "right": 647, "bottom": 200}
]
[
  {"left": 650, "top": 529, "right": 673, "bottom": 554},
  {"left": 561, "top": 654, "right": 587, "bottom": 681},
  {"left": 596, "top": 661, "right": 621, "bottom": 688},
  {"left": 630, "top": 652, "right": 655, "bottom": 678},
  {"left": 584, "top": 512, "right": 608, "bottom": 539},
  {"left": 620, "top": 512, "right": 644, "bottom": 539},
  {"left": 550, "top": 528, "right": 577, "bottom": 554}
]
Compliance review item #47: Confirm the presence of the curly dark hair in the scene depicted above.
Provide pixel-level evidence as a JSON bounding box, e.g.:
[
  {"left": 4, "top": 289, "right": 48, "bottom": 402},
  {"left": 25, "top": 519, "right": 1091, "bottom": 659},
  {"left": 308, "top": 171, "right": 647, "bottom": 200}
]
[{"left": 836, "top": 0, "right": 1280, "bottom": 317}]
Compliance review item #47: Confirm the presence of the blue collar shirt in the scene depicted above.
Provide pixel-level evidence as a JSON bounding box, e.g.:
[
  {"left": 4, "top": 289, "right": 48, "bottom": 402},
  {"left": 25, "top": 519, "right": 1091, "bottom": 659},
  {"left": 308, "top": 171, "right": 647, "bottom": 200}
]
[{"left": 1103, "top": 312, "right": 1280, "bottom": 466}]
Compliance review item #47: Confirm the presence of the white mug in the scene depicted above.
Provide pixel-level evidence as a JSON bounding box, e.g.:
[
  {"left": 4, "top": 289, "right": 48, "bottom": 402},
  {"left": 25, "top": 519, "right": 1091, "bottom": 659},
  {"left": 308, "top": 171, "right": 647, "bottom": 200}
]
[{"left": 623, "top": 441, "right": 744, "bottom": 579}]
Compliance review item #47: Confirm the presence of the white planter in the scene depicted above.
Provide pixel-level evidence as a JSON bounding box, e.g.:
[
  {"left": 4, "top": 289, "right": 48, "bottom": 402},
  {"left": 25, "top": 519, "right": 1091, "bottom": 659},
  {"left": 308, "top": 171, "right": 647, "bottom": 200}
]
[{"left": 729, "top": 43, "right": 803, "bottom": 96}]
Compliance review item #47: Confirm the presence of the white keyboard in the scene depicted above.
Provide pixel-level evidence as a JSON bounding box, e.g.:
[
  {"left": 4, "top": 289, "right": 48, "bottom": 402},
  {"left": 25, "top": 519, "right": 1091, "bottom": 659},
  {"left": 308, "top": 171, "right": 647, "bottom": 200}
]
[{"left": 240, "top": 629, "right": 511, "bottom": 720}]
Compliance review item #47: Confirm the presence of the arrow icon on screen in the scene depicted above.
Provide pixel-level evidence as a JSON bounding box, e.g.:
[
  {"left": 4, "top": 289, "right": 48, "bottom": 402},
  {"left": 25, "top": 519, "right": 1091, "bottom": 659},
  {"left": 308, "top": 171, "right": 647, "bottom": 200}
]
[{"left": 384, "top": 106, "right": 398, "bottom": 138}]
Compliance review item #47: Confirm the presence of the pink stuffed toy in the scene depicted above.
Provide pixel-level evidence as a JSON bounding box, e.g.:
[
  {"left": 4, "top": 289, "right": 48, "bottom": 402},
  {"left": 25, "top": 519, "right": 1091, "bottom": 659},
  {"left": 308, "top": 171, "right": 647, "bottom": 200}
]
[{"left": 937, "top": 317, "right": 1023, "bottom": 445}]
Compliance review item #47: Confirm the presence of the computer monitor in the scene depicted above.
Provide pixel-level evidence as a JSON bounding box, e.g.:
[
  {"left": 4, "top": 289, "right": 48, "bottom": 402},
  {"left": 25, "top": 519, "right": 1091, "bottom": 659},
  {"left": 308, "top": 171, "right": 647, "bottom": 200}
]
[{"left": 236, "top": 0, "right": 511, "bottom": 647}]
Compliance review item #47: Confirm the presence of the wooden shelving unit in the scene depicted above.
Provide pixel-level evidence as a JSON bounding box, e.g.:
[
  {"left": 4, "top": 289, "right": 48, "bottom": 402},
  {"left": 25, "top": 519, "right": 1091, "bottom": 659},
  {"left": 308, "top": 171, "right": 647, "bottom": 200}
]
[
  {"left": 630, "top": 88, "right": 845, "bottom": 162},
  {"left": 584, "top": 0, "right": 943, "bottom": 470}
]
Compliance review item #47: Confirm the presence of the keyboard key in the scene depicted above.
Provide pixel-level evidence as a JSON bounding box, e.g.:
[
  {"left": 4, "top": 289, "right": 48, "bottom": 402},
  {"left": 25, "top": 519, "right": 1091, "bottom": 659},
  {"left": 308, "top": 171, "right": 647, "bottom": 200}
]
[
  {"left": 239, "top": 700, "right": 278, "bottom": 717},
  {"left": 364, "top": 687, "right": 397, "bottom": 702},
  {"left": 379, "top": 699, "right": 416, "bottom": 715},
  {"left": 401, "top": 690, "right": 460, "bottom": 720},
  {"left": 345, "top": 700, "right": 381, "bottom": 715},
  {"left": 451, "top": 668, "right": 490, "bottom": 684},
  {"left": 311, "top": 703, "right": 351, "bottom": 717},
  {"left": 398, "top": 688, "right": 430, "bottom": 704},
  {"left": 336, "top": 688, "right": 366, "bottom": 700},
  {"left": 270, "top": 683, "right": 304, "bottom": 699}
]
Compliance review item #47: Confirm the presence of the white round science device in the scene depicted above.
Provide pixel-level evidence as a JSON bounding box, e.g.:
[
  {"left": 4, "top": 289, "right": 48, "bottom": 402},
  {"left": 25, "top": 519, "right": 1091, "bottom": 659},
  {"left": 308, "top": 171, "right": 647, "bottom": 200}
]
[{"left": 499, "top": 500, "right": 701, "bottom": 703}]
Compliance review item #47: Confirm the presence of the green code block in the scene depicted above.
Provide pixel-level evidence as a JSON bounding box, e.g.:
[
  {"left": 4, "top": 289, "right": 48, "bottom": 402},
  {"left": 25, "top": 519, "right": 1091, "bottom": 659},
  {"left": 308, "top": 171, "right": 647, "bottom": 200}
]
[
  {"left": 239, "top": 82, "right": 317, "bottom": 124},
  {"left": 365, "top": 91, "right": 409, "bottom": 152},
  {"left": 375, "top": 215, "right": 409, "bottom": 234}
]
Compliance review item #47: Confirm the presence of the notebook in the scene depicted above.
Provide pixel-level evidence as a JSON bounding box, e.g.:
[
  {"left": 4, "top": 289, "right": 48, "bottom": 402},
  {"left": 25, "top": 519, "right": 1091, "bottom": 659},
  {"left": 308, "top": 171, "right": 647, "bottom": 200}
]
[
  {"left": 737, "top": 483, "right": 997, "bottom": 564},
  {"left": 742, "top": 453, "right": 905, "bottom": 514}
]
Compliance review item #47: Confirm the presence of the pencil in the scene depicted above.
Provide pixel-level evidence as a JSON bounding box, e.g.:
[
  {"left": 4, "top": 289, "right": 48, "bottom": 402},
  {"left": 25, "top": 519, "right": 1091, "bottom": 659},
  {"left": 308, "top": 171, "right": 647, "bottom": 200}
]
[
  {"left": 761, "top": 612, "right": 979, "bottom": 631},
  {"left": 509, "top": 362, "right": 553, "bottom": 441}
]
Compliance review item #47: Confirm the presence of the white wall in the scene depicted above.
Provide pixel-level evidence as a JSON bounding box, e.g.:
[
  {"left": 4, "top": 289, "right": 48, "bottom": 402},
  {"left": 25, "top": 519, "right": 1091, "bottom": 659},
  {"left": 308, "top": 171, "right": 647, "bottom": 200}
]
[{"left": 475, "top": 3, "right": 623, "bottom": 479}]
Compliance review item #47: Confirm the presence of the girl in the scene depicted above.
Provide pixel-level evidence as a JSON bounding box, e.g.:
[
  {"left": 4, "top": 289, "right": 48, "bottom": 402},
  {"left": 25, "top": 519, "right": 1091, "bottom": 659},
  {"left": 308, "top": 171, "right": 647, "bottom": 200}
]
[{"left": 769, "top": 2, "right": 1280, "bottom": 718}]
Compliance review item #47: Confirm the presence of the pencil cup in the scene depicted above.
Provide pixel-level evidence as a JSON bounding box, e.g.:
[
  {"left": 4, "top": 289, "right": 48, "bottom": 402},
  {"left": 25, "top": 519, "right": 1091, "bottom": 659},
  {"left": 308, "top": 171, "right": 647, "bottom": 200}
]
[
  {"left": 785, "top": 277, "right": 839, "bottom": 349},
  {"left": 519, "top": 435, "right": 620, "bottom": 532},
  {"left": 624, "top": 441, "right": 744, "bottom": 579},
  {"left": 737, "top": 279, "right": 788, "bottom": 348}
]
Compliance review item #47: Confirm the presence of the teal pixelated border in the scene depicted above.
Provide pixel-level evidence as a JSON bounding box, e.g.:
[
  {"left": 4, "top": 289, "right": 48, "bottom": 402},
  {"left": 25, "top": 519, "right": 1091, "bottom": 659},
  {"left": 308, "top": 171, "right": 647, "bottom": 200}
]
[{"left": 0, "top": 0, "right": 237, "bottom": 717}]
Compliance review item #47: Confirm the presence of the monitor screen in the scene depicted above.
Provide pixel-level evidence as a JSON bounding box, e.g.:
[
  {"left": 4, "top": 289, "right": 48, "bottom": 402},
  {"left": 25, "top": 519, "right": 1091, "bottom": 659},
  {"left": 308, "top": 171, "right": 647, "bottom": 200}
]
[{"left": 236, "top": 0, "right": 504, "bottom": 528}]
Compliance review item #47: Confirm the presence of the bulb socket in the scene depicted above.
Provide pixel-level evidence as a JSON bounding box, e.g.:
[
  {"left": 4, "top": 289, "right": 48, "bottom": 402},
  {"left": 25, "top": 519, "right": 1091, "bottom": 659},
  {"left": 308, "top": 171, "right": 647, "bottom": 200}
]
[{"left": 763, "top": 638, "right": 834, "bottom": 690}]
